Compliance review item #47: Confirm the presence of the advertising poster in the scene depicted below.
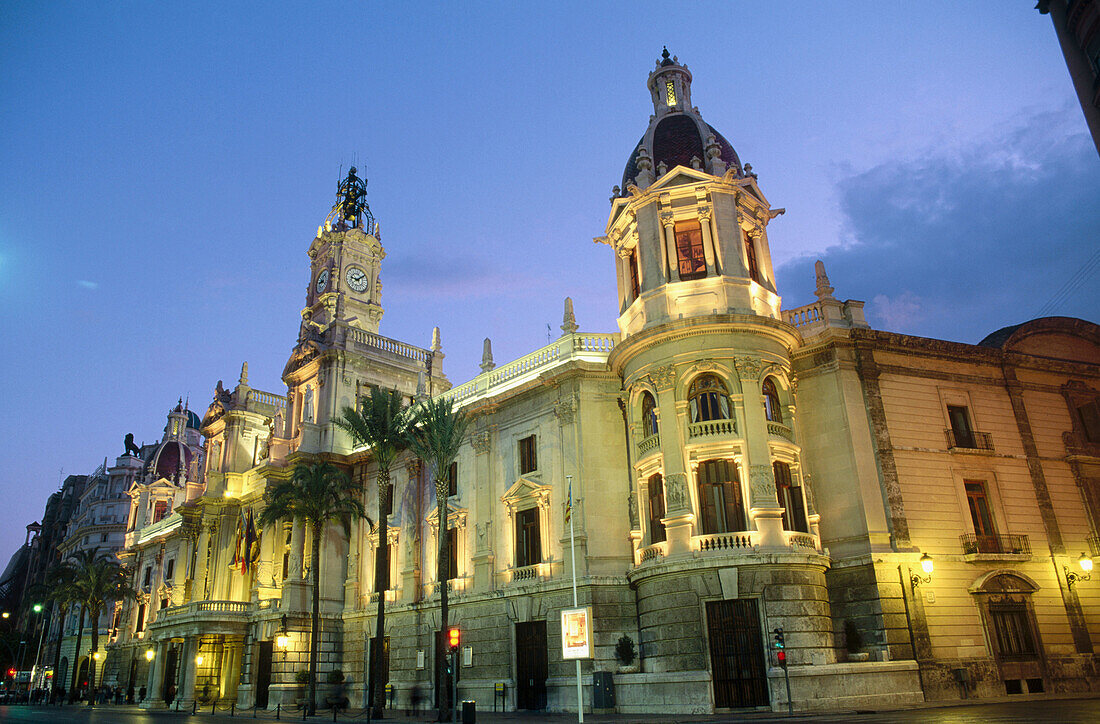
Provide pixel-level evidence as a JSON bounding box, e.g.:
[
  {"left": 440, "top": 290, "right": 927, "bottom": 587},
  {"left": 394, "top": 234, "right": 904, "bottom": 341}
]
[{"left": 561, "top": 606, "right": 592, "bottom": 659}]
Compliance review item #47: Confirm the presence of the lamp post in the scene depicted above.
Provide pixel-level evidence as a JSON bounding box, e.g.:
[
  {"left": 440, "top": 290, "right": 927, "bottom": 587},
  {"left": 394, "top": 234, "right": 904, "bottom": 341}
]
[
  {"left": 1065, "top": 553, "right": 1093, "bottom": 589},
  {"left": 910, "top": 553, "right": 934, "bottom": 587},
  {"left": 28, "top": 603, "right": 45, "bottom": 698}
]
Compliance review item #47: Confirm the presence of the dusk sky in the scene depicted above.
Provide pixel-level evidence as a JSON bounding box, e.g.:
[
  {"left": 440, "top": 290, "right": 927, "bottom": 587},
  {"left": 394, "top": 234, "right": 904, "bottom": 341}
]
[{"left": 1, "top": 2, "right": 1097, "bottom": 562}]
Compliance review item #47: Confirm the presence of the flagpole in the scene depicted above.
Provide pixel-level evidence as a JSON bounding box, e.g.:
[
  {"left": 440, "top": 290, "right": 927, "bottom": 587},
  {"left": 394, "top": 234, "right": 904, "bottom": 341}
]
[{"left": 567, "top": 475, "right": 583, "bottom": 724}]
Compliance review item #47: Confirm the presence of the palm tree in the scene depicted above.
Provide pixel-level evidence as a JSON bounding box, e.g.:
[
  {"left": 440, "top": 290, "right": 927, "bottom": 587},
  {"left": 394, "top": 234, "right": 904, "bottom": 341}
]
[
  {"left": 69, "top": 548, "right": 138, "bottom": 706},
  {"left": 259, "top": 462, "right": 364, "bottom": 715},
  {"left": 334, "top": 387, "right": 411, "bottom": 719},
  {"left": 407, "top": 396, "right": 470, "bottom": 722},
  {"left": 41, "top": 563, "right": 79, "bottom": 702}
]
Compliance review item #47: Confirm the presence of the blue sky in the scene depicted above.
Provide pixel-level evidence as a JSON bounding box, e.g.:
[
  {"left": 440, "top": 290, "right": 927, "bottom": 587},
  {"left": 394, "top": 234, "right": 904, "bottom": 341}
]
[{"left": 1, "top": 2, "right": 1097, "bottom": 560}]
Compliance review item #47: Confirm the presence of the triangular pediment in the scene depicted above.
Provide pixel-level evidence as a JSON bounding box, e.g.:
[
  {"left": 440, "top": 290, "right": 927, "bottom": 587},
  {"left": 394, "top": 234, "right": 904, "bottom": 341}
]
[
  {"left": 501, "top": 476, "right": 550, "bottom": 505},
  {"left": 425, "top": 499, "right": 467, "bottom": 523},
  {"left": 649, "top": 164, "right": 715, "bottom": 190}
]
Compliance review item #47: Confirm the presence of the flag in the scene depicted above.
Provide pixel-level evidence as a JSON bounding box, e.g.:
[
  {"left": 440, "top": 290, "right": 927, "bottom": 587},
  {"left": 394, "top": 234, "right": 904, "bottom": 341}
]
[
  {"left": 231, "top": 511, "right": 244, "bottom": 567},
  {"left": 565, "top": 478, "right": 572, "bottom": 525},
  {"left": 243, "top": 508, "right": 260, "bottom": 575}
]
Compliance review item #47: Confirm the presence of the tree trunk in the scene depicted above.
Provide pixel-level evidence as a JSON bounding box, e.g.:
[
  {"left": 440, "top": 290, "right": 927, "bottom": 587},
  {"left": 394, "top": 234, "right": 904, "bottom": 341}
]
[
  {"left": 70, "top": 607, "right": 85, "bottom": 701},
  {"left": 371, "top": 468, "right": 390, "bottom": 719},
  {"left": 51, "top": 603, "right": 68, "bottom": 702},
  {"left": 86, "top": 605, "right": 100, "bottom": 706},
  {"left": 309, "top": 521, "right": 322, "bottom": 716},
  {"left": 436, "top": 478, "right": 449, "bottom": 722}
]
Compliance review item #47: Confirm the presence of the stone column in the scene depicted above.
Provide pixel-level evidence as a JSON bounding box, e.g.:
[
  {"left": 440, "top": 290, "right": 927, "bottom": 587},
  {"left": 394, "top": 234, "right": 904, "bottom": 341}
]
[
  {"left": 649, "top": 364, "right": 693, "bottom": 555},
  {"left": 661, "top": 213, "right": 680, "bottom": 283},
  {"left": 289, "top": 521, "right": 305, "bottom": 581},
  {"left": 344, "top": 517, "right": 360, "bottom": 608},
  {"left": 697, "top": 205, "right": 718, "bottom": 276},
  {"left": 471, "top": 431, "right": 494, "bottom": 590},
  {"left": 178, "top": 637, "right": 197, "bottom": 706},
  {"left": 735, "top": 356, "right": 785, "bottom": 548},
  {"left": 143, "top": 639, "right": 168, "bottom": 708}
]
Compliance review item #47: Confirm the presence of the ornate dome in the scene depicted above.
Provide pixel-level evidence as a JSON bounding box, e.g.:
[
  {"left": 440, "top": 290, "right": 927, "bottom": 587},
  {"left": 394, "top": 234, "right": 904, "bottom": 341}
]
[
  {"left": 146, "top": 439, "right": 192, "bottom": 481},
  {"left": 618, "top": 49, "right": 743, "bottom": 194}
]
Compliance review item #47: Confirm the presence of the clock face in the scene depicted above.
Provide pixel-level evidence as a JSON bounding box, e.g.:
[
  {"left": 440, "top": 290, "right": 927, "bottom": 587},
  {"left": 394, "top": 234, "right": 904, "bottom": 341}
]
[
  {"left": 315, "top": 269, "right": 329, "bottom": 293},
  {"left": 345, "top": 266, "right": 369, "bottom": 293}
]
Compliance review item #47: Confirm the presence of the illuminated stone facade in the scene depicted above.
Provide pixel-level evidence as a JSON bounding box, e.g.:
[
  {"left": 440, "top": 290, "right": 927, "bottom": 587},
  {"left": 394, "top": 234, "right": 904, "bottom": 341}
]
[{"left": 100, "top": 52, "right": 1100, "bottom": 714}]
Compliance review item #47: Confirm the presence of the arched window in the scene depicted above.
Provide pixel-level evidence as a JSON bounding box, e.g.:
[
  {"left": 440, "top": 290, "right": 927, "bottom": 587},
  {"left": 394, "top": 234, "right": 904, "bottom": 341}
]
[
  {"left": 647, "top": 473, "right": 666, "bottom": 544},
  {"left": 763, "top": 377, "right": 782, "bottom": 423},
  {"left": 628, "top": 249, "right": 641, "bottom": 299},
  {"left": 689, "top": 374, "right": 731, "bottom": 422},
  {"left": 744, "top": 232, "right": 760, "bottom": 282},
  {"left": 675, "top": 219, "right": 707, "bottom": 281},
  {"left": 696, "top": 459, "right": 746, "bottom": 534},
  {"left": 640, "top": 392, "right": 659, "bottom": 438}
]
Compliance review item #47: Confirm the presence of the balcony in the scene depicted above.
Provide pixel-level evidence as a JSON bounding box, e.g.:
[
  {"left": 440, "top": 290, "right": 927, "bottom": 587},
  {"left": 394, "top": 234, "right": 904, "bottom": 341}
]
[
  {"left": 767, "top": 421, "right": 793, "bottom": 441},
  {"left": 1087, "top": 533, "right": 1100, "bottom": 558},
  {"left": 687, "top": 419, "right": 736, "bottom": 440},
  {"left": 637, "top": 433, "right": 660, "bottom": 457},
  {"left": 156, "top": 599, "right": 251, "bottom": 626},
  {"left": 946, "top": 429, "right": 995, "bottom": 453},
  {"left": 695, "top": 531, "right": 758, "bottom": 553},
  {"left": 959, "top": 533, "right": 1031, "bottom": 558},
  {"left": 506, "top": 563, "right": 549, "bottom": 585}
]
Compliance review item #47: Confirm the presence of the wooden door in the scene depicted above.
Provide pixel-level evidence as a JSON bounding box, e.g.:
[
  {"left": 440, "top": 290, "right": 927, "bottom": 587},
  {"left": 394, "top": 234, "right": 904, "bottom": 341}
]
[
  {"left": 254, "top": 641, "right": 272, "bottom": 709},
  {"left": 515, "top": 621, "right": 547, "bottom": 710},
  {"left": 706, "top": 599, "right": 769, "bottom": 709}
]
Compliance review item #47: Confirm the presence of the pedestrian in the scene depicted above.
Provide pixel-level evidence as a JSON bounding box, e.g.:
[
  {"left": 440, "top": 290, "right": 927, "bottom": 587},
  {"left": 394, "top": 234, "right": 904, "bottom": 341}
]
[
  {"left": 138, "top": 685, "right": 146, "bottom": 703},
  {"left": 409, "top": 683, "right": 422, "bottom": 716}
]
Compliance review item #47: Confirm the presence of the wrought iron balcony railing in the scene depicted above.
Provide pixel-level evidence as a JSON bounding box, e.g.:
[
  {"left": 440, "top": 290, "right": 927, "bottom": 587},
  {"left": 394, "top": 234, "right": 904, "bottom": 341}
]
[
  {"left": 946, "top": 429, "right": 995, "bottom": 452},
  {"left": 1087, "top": 533, "right": 1100, "bottom": 558},
  {"left": 959, "top": 533, "right": 1030, "bottom": 556}
]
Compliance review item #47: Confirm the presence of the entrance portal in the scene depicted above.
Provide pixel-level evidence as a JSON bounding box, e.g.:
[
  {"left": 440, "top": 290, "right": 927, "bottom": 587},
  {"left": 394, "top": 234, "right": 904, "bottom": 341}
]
[
  {"left": 705, "top": 599, "right": 769, "bottom": 708},
  {"left": 515, "top": 620, "right": 547, "bottom": 710},
  {"left": 254, "top": 641, "right": 273, "bottom": 709}
]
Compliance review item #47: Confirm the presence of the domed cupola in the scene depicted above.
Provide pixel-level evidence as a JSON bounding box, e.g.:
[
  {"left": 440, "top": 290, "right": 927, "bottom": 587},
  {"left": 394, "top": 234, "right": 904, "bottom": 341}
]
[
  {"left": 144, "top": 400, "right": 194, "bottom": 484},
  {"left": 599, "top": 50, "right": 786, "bottom": 339},
  {"left": 620, "top": 48, "right": 743, "bottom": 193}
]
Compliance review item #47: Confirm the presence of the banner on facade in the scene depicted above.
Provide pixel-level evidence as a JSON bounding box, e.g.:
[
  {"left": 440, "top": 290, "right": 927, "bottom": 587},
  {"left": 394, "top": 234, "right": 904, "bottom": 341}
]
[{"left": 561, "top": 606, "right": 592, "bottom": 659}]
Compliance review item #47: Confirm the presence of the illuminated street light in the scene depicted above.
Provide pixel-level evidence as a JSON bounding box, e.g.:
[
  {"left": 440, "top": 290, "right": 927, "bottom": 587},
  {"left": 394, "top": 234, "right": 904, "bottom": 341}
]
[
  {"left": 910, "top": 553, "right": 934, "bottom": 587},
  {"left": 1066, "top": 553, "right": 1093, "bottom": 589},
  {"left": 145, "top": 649, "right": 155, "bottom": 662}
]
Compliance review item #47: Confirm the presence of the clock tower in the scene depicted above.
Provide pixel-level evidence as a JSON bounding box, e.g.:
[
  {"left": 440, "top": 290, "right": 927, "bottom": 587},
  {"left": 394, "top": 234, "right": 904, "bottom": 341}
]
[{"left": 282, "top": 168, "right": 447, "bottom": 456}]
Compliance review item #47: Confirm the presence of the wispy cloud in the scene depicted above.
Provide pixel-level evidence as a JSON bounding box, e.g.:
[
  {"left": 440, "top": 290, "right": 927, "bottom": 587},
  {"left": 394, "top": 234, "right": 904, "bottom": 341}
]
[{"left": 77, "top": 280, "right": 98, "bottom": 290}]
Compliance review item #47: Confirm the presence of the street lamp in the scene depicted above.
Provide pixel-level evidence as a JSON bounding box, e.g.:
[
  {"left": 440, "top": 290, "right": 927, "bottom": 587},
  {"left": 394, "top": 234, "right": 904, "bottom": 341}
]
[
  {"left": 275, "top": 614, "right": 290, "bottom": 657},
  {"left": 911, "top": 553, "right": 934, "bottom": 586},
  {"left": 29, "top": 603, "right": 46, "bottom": 698},
  {"left": 1065, "top": 553, "right": 1093, "bottom": 589},
  {"left": 144, "top": 649, "right": 155, "bottom": 662}
]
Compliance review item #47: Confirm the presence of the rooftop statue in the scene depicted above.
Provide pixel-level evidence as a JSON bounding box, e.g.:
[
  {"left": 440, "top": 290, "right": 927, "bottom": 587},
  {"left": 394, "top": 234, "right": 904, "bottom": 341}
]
[{"left": 327, "top": 166, "right": 374, "bottom": 232}]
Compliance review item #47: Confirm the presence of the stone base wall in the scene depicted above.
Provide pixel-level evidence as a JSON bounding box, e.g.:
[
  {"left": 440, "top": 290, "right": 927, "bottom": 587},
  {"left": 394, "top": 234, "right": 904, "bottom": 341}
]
[
  {"left": 768, "top": 660, "right": 923, "bottom": 712},
  {"left": 919, "top": 653, "right": 1100, "bottom": 701}
]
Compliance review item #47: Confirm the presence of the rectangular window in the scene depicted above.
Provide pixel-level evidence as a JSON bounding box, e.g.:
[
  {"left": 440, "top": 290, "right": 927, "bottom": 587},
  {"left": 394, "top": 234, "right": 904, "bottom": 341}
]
[
  {"left": 697, "top": 460, "right": 746, "bottom": 534},
  {"left": 135, "top": 604, "right": 146, "bottom": 632},
  {"left": 160, "top": 598, "right": 168, "bottom": 610},
  {"left": 1078, "top": 401, "right": 1100, "bottom": 443},
  {"left": 965, "top": 480, "right": 1000, "bottom": 552},
  {"left": 515, "top": 507, "right": 541, "bottom": 568},
  {"left": 152, "top": 500, "right": 168, "bottom": 523},
  {"left": 100, "top": 533, "right": 109, "bottom": 543},
  {"left": 629, "top": 249, "right": 640, "bottom": 299},
  {"left": 447, "top": 462, "right": 458, "bottom": 498},
  {"left": 947, "top": 405, "right": 976, "bottom": 448},
  {"left": 447, "top": 527, "right": 458, "bottom": 581},
  {"left": 990, "top": 604, "right": 1037, "bottom": 658},
  {"left": 519, "top": 435, "right": 538, "bottom": 475},
  {"left": 165, "top": 559, "right": 175, "bottom": 581},
  {"left": 772, "top": 462, "right": 808, "bottom": 533},
  {"left": 143, "top": 566, "right": 152, "bottom": 590},
  {"left": 675, "top": 220, "right": 707, "bottom": 281},
  {"left": 744, "top": 233, "right": 760, "bottom": 282},
  {"left": 648, "top": 473, "right": 666, "bottom": 544}
]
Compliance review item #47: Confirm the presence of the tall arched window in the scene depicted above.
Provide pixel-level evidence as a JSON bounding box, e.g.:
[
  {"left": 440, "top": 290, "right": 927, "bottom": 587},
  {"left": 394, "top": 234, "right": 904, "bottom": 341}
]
[
  {"left": 647, "top": 473, "right": 666, "bottom": 544},
  {"left": 689, "top": 374, "right": 731, "bottom": 422},
  {"left": 629, "top": 249, "right": 641, "bottom": 299},
  {"left": 675, "top": 219, "right": 707, "bottom": 281},
  {"left": 640, "top": 392, "right": 659, "bottom": 438},
  {"left": 744, "top": 232, "right": 760, "bottom": 282},
  {"left": 763, "top": 377, "right": 782, "bottom": 423},
  {"left": 773, "top": 461, "right": 808, "bottom": 533}
]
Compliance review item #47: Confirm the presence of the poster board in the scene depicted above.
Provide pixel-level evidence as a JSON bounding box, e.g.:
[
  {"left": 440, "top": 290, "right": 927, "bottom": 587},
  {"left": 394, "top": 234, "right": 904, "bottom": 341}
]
[{"left": 561, "top": 606, "right": 592, "bottom": 659}]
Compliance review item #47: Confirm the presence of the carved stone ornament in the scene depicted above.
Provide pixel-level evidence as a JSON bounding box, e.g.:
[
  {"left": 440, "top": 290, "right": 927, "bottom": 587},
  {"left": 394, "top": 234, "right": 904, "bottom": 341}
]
[
  {"left": 664, "top": 472, "right": 689, "bottom": 513},
  {"left": 472, "top": 431, "right": 491, "bottom": 454},
  {"left": 734, "top": 355, "right": 764, "bottom": 380},
  {"left": 749, "top": 464, "right": 777, "bottom": 505},
  {"left": 476, "top": 521, "right": 491, "bottom": 552},
  {"left": 697, "top": 205, "right": 712, "bottom": 221},
  {"left": 553, "top": 395, "right": 578, "bottom": 424},
  {"left": 659, "top": 211, "right": 675, "bottom": 227},
  {"left": 694, "top": 359, "right": 716, "bottom": 372},
  {"left": 649, "top": 364, "right": 677, "bottom": 390}
]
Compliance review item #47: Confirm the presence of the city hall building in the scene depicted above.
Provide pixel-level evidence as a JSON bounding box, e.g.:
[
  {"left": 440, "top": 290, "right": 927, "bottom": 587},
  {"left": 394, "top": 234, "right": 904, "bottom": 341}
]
[{"left": 99, "top": 52, "right": 1100, "bottom": 713}]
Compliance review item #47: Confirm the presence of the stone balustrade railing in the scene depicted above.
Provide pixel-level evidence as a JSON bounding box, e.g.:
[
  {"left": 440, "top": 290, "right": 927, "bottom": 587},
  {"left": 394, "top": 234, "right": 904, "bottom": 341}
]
[
  {"left": 767, "top": 421, "right": 793, "bottom": 441},
  {"left": 687, "top": 419, "right": 736, "bottom": 439},
  {"left": 347, "top": 327, "right": 433, "bottom": 364},
  {"left": 637, "top": 434, "right": 660, "bottom": 456},
  {"left": 441, "top": 332, "right": 618, "bottom": 407},
  {"left": 785, "top": 531, "right": 820, "bottom": 552},
  {"left": 695, "top": 531, "right": 758, "bottom": 552},
  {"left": 247, "top": 389, "right": 287, "bottom": 410},
  {"left": 784, "top": 303, "right": 823, "bottom": 329}
]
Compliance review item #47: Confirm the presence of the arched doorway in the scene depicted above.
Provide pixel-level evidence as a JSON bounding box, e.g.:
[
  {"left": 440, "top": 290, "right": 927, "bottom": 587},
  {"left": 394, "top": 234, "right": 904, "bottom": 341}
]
[
  {"left": 57, "top": 657, "right": 68, "bottom": 696},
  {"left": 74, "top": 657, "right": 89, "bottom": 699},
  {"left": 970, "top": 572, "right": 1046, "bottom": 695}
]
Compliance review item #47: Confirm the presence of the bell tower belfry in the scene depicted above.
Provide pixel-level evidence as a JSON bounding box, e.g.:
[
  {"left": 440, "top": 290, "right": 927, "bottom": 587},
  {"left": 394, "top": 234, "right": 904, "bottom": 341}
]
[{"left": 599, "top": 49, "right": 785, "bottom": 339}]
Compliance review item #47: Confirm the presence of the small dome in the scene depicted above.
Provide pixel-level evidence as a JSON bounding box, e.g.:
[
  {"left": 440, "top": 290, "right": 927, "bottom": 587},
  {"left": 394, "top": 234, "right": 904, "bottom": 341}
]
[
  {"left": 147, "top": 440, "right": 192, "bottom": 481},
  {"left": 185, "top": 410, "right": 202, "bottom": 429}
]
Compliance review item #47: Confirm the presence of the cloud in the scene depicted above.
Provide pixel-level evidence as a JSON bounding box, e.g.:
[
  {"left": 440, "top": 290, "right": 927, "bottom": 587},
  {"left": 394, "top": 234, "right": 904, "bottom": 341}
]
[
  {"left": 776, "top": 109, "right": 1100, "bottom": 345},
  {"left": 77, "top": 280, "right": 98, "bottom": 290}
]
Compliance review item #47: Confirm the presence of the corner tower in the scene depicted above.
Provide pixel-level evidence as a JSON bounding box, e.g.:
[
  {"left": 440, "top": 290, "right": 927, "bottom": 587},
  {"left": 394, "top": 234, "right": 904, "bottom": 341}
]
[{"left": 600, "top": 48, "right": 785, "bottom": 337}]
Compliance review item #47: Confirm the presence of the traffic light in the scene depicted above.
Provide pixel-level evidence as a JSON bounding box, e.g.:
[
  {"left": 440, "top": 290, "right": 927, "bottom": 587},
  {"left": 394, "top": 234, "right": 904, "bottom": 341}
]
[
  {"left": 772, "top": 627, "right": 785, "bottom": 649},
  {"left": 448, "top": 626, "right": 460, "bottom": 653},
  {"left": 7, "top": 668, "right": 14, "bottom": 677}
]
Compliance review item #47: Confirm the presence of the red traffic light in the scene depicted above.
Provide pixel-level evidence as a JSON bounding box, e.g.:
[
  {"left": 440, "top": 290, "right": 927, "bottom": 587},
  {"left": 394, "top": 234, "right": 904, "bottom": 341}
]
[
  {"left": 6, "top": 668, "right": 14, "bottom": 677},
  {"left": 776, "top": 651, "right": 786, "bottom": 664},
  {"left": 448, "top": 627, "right": 460, "bottom": 650}
]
